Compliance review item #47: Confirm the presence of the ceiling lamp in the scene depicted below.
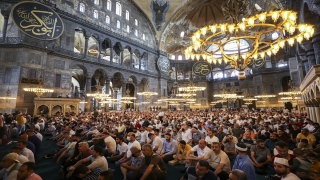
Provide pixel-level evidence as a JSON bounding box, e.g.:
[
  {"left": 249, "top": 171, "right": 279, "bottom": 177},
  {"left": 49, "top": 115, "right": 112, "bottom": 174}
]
[
  {"left": 184, "top": 0, "right": 314, "bottom": 80},
  {"left": 254, "top": 89, "right": 276, "bottom": 100},
  {"left": 23, "top": 77, "right": 54, "bottom": 98},
  {"left": 86, "top": 83, "right": 109, "bottom": 101},
  {"left": 121, "top": 87, "right": 137, "bottom": 101},
  {"left": 178, "top": 74, "right": 206, "bottom": 93},
  {"left": 0, "top": 89, "right": 16, "bottom": 103},
  {"left": 137, "top": 83, "right": 158, "bottom": 100},
  {"left": 278, "top": 80, "right": 301, "bottom": 101}
]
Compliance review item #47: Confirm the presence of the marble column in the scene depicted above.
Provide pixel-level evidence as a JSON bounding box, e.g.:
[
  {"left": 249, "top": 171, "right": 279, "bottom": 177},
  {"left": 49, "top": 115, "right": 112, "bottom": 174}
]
[
  {"left": 314, "top": 106, "right": 320, "bottom": 123},
  {"left": 130, "top": 52, "right": 133, "bottom": 68},
  {"left": 302, "top": 60, "right": 309, "bottom": 75},
  {"left": 312, "top": 35, "right": 320, "bottom": 64},
  {"left": 110, "top": 48, "right": 113, "bottom": 64},
  {"left": 113, "top": 90, "right": 118, "bottom": 110},
  {"left": 309, "top": 106, "right": 315, "bottom": 121},
  {"left": 85, "top": 74, "right": 92, "bottom": 112},
  {"left": 121, "top": 83, "right": 127, "bottom": 110},
  {"left": 1, "top": 14, "right": 9, "bottom": 42},
  {"left": 105, "top": 79, "right": 110, "bottom": 112},
  {"left": 120, "top": 50, "right": 124, "bottom": 65},
  {"left": 84, "top": 36, "right": 89, "bottom": 57},
  {"left": 139, "top": 57, "right": 141, "bottom": 70}
]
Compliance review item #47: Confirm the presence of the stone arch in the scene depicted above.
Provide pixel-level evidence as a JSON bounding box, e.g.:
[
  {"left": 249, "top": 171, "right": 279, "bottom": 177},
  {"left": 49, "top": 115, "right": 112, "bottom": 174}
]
[
  {"left": 52, "top": 105, "right": 63, "bottom": 115},
  {"left": 128, "top": 75, "right": 138, "bottom": 86},
  {"left": 112, "top": 72, "right": 124, "bottom": 88},
  {"left": 123, "top": 45, "right": 132, "bottom": 67},
  {"left": 113, "top": 42, "right": 123, "bottom": 63},
  {"left": 37, "top": 105, "right": 49, "bottom": 115},
  {"left": 74, "top": 28, "right": 86, "bottom": 54},
  {"left": 70, "top": 64, "right": 87, "bottom": 91},
  {"left": 102, "top": 38, "right": 113, "bottom": 61}
]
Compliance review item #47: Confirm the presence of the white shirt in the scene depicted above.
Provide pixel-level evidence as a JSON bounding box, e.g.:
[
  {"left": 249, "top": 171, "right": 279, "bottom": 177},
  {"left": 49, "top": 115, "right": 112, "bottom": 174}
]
[
  {"left": 86, "top": 155, "right": 108, "bottom": 171},
  {"left": 21, "top": 148, "right": 35, "bottom": 162},
  {"left": 104, "top": 136, "right": 116, "bottom": 153},
  {"left": 191, "top": 145, "right": 211, "bottom": 157},
  {"left": 205, "top": 135, "right": 219, "bottom": 144},
  {"left": 127, "top": 140, "right": 141, "bottom": 158},
  {"left": 117, "top": 142, "right": 128, "bottom": 154},
  {"left": 152, "top": 136, "right": 163, "bottom": 154},
  {"left": 140, "top": 130, "right": 148, "bottom": 143},
  {"left": 18, "top": 154, "right": 29, "bottom": 164},
  {"left": 181, "top": 129, "right": 192, "bottom": 143},
  {"left": 281, "top": 173, "right": 300, "bottom": 180},
  {"left": 35, "top": 133, "right": 43, "bottom": 141},
  {"left": 135, "top": 131, "right": 141, "bottom": 141}
]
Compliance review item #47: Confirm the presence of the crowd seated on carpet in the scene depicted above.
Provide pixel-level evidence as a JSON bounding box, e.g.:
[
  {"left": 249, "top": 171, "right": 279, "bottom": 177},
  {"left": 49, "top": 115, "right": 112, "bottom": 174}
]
[{"left": 1, "top": 108, "right": 320, "bottom": 180}]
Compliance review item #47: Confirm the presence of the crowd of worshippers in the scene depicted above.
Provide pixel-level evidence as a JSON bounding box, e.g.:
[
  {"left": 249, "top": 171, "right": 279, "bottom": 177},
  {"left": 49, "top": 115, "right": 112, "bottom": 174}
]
[{"left": 1, "top": 109, "right": 320, "bottom": 180}]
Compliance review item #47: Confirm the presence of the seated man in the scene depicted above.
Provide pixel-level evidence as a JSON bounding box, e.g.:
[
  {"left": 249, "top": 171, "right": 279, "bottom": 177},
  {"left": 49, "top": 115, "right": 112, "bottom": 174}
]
[
  {"left": 17, "top": 140, "right": 35, "bottom": 162},
  {"left": 180, "top": 160, "right": 219, "bottom": 180},
  {"left": 183, "top": 140, "right": 211, "bottom": 172},
  {"left": 108, "top": 136, "right": 128, "bottom": 163},
  {"left": 98, "top": 171, "right": 114, "bottom": 180},
  {"left": 173, "top": 140, "right": 192, "bottom": 164},
  {"left": 272, "top": 142, "right": 295, "bottom": 167},
  {"left": 274, "top": 157, "right": 300, "bottom": 180},
  {"left": 62, "top": 142, "right": 92, "bottom": 172},
  {"left": 140, "top": 144, "right": 167, "bottom": 180},
  {"left": 159, "top": 133, "right": 177, "bottom": 162},
  {"left": 120, "top": 146, "right": 144, "bottom": 180},
  {"left": 250, "top": 139, "right": 271, "bottom": 171},
  {"left": 204, "top": 142, "right": 231, "bottom": 180},
  {"left": 16, "top": 162, "right": 42, "bottom": 180},
  {"left": 74, "top": 164, "right": 102, "bottom": 180},
  {"left": 0, "top": 153, "right": 22, "bottom": 180},
  {"left": 68, "top": 146, "right": 108, "bottom": 177},
  {"left": 148, "top": 133, "right": 163, "bottom": 155}
]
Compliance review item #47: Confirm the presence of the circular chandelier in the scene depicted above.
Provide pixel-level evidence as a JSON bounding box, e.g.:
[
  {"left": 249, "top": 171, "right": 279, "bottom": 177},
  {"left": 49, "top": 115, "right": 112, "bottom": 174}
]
[
  {"left": 23, "top": 79, "right": 54, "bottom": 98},
  {"left": 137, "top": 83, "right": 158, "bottom": 100},
  {"left": 184, "top": 1, "right": 314, "bottom": 80},
  {"left": 0, "top": 89, "right": 16, "bottom": 103}
]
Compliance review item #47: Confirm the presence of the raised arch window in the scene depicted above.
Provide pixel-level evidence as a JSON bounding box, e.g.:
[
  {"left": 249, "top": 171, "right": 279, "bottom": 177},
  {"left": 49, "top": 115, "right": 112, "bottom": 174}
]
[
  {"left": 94, "top": 0, "right": 99, "bottom": 5},
  {"left": 142, "top": 34, "right": 145, "bottom": 41},
  {"left": 213, "top": 72, "right": 224, "bottom": 79},
  {"left": 125, "top": 10, "right": 129, "bottom": 20},
  {"left": 106, "top": 15, "right": 110, "bottom": 24},
  {"left": 126, "top": 25, "right": 130, "bottom": 33},
  {"left": 135, "top": 19, "right": 138, "bottom": 26},
  {"left": 117, "top": 20, "right": 120, "bottom": 29},
  {"left": 107, "top": 0, "right": 111, "bottom": 11},
  {"left": 178, "top": 55, "right": 182, "bottom": 60},
  {"left": 231, "top": 70, "right": 239, "bottom": 77},
  {"left": 93, "top": 10, "right": 98, "bottom": 19},
  {"left": 116, "top": 2, "right": 122, "bottom": 16},
  {"left": 79, "top": 3, "right": 85, "bottom": 12},
  {"left": 134, "top": 30, "right": 138, "bottom": 36}
]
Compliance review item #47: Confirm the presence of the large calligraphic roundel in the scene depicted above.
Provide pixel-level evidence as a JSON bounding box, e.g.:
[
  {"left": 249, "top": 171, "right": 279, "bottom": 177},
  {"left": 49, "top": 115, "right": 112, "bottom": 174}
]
[
  {"left": 248, "top": 57, "right": 266, "bottom": 69},
  {"left": 11, "top": 1, "right": 64, "bottom": 40},
  {"left": 192, "top": 61, "right": 212, "bottom": 76},
  {"left": 157, "top": 57, "right": 170, "bottom": 73}
]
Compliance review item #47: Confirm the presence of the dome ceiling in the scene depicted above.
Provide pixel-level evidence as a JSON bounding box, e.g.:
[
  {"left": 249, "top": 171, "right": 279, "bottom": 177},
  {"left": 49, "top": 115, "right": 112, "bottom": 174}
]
[{"left": 159, "top": 0, "right": 285, "bottom": 54}]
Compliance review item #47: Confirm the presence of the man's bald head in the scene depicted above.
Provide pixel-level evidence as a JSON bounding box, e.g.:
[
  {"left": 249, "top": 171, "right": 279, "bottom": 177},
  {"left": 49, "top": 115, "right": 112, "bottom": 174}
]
[{"left": 19, "top": 134, "right": 28, "bottom": 141}]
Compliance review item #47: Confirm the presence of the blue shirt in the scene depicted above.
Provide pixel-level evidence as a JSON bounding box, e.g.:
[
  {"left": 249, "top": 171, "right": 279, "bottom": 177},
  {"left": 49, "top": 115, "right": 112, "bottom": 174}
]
[
  {"left": 161, "top": 139, "right": 177, "bottom": 155},
  {"left": 265, "top": 139, "right": 282, "bottom": 153},
  {"left": 232, "top": 155, "right": 256, "bottom": 180}
]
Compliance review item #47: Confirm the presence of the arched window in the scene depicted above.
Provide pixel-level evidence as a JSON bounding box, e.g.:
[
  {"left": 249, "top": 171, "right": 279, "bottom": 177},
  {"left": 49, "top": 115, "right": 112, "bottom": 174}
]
[
  {"left": 107, "top": 0, "right": 111, "bottom": 11},
  {"left": 93, "top": 10, "right": 98, "bottom": 19},
  {"left": 213, "top": 72, "right": 224, "bottom": 79},
  {"left": 231, "top": 70, "right": 239, "bottom": 77},
  {"left": 116, "top": 2, "right": 122, "bottom": 16},
  {"left": 178, "top": 55, "right": 182, "bottom": 60},
  {"left": 142, "top": 34, "right": 146, "bottom": 41},
  {"left": 126, "top": 25, "right": 130, "bottom": 33},
  {"left": 94, "top": 0, "right": 99, "bottom": 5},
  {"left": 79, "top": 3, "right": 85, "bottom": 12},
  {"left": 134, "top": 29, "right": 138, "bottom": 36},
  {"left": 125, "top": 10, "right": 129, "bottom": 20},
  {"left": 106, "top": 15, "right": 110, "bottom": 24},
  {"left": 135, "top": 19, "right": 138, "bottom": 26},
  {"left": 117, "top": 20, "right": 120, "bottom": 29},
  {"left": 171, "top": 55, "right": 175, "bottom": 60}
]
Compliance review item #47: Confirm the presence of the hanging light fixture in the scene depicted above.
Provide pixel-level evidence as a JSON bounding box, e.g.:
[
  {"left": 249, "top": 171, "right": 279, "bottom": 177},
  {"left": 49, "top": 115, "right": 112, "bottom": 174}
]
[
  {"left": 137, "top": 83, "right": 158, "bottom": 101},
  {"left": 184, "top": 0, "right": 314, "bottom": 80},
  {"left": 254, "top": 89, "right": 276, "bottom": 100},
  {"left": 0, "top": 88, "right": 16, "bottom": 103},
  {"left": 278, "top": 80, "right": 301, "bottom": 101},
  {"left": 23, "top": 76, "right": 54, "bottom": 98},
  {"left": 86, "top": 82, "right": 110, "bottom": 101}
]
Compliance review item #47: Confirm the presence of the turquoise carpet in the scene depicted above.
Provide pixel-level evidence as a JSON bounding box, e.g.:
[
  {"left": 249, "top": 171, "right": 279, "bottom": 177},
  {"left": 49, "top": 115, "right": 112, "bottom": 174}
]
[{"left": 0, "top": 138, "right": 270, "bottom": 180}]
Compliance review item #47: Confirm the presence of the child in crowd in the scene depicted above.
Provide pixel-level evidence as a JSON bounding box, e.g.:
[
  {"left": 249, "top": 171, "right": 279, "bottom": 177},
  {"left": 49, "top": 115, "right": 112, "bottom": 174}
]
[{"left": 292, "top": 148, "right": 312, "bottom": 179}]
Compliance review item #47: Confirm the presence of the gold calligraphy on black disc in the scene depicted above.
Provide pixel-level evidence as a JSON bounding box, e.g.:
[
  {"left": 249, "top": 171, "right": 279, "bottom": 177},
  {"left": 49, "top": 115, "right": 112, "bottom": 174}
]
[
  {"left": 248, "top": 57, "right": 266, "bottom": 69},
  {"left": 11, "top": 1, "right": 64, "bottom": 40},
  {"left": 157, "top": 57, "right": 170, "bottom": 73},
  {"left": 192, "top": 61, "right": 212, "bottom": 76}
]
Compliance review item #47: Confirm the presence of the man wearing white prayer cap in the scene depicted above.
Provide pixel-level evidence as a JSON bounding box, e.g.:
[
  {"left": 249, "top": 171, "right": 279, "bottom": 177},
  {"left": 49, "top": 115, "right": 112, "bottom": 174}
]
[
  {"left": 274, "top": 157, "right": 300, "bottom": 180},
  {"left": 232, "top": 143, "right": 256, "bottom": 180}
]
